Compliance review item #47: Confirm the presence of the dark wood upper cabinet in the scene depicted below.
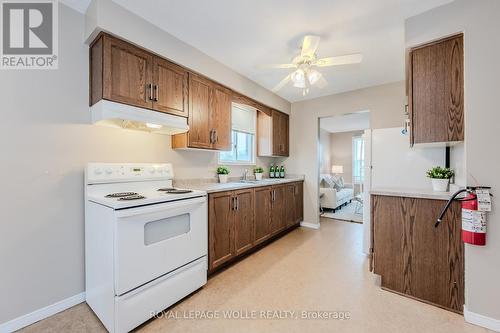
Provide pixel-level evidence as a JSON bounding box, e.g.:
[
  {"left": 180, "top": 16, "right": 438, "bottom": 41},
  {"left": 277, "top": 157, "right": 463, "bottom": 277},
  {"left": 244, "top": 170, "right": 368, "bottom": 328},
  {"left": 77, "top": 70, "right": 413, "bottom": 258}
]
[
  {"left": 257, "top": 110, "right": 289, "bottom": 157},
  {"left": 186, "top": 73, "right": 213, "bottom": 149},
  {"left": 208, "top": 191, "right": 234, "bottom": 271},
  {"left": 409, "top": 34, "right": 464, "bottom": 145},
  {"left": 372, "top": 195, "right": 464, "bottom": 313},
  {"left": 254, "top": 186, "right": 272, "bottom": 246},
  {"left": 233, "top": 189, "right": 254, "bottom": 256},
  {"left": 95, "top": 34, "right": 153, "bottom": 109},
  {"left": 211, "top": 84, "right": 232, "bottom": 151},
  {"left": 172, "top": 75, "right": 232, "bottom": 150},
  {"left": 152, "top": 57, "right": 188, "bottom": 117}
]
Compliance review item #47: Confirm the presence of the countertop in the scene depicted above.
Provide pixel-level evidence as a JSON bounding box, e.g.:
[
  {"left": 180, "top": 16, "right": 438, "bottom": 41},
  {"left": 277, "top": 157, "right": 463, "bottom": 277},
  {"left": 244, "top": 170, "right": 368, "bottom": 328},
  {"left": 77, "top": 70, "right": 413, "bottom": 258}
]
[
  {"left": 178, "top": 177, "right": 304, "bottom": 194},
  {"left": 370, "top": 187, "right": 456, "bottom": 201}
]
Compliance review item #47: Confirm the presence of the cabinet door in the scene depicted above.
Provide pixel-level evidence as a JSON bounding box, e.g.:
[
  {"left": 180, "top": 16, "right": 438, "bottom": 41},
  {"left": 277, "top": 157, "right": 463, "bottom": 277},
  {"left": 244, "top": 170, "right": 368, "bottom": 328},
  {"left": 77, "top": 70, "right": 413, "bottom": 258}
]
[
  {"left": 270, "top": 185, "right": 286, "bottom": 234},
  {"left": 254, "top": 186, "right": 272, "bottom": 245},
  {"left": 285, "top": 184, "right": 296, "bottom": 227},
  {"left": 211, "top": 84, "right": 232, "bottom": 150},
  {"left": 272, "top": 111, "right": 289, "bottom": 156},
  {"left": 152, "top": 57, "right": 188, "bottom": 117},
  {"left": 410, "top": 34, "right": 464, "bottom": 144},
  {"left": 233, "top": 189, "right": 254, "bottom": 255},
  {"left": 102, "top": 35, "right": 153, "bottom": 109},
  {"left": 208, "top": 191, "right": 234, "bottom": 271},
  {"left": 188, "top": 73, "right": 212, "bottom": 149},
  {"left": 294, "top": 182, "right": 304, "bottom": 223}
]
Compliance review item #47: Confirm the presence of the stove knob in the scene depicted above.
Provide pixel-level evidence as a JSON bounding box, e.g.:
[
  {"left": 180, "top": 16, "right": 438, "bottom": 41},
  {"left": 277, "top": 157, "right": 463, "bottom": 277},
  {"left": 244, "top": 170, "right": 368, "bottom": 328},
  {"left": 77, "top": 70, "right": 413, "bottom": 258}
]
[
  {"left": 148, "top": 167, "right": 156, "bottom": 174},
  {"left": 105, "top": 168, "right": 113, "bottom": 175},
  {"left": 94, "top": 168, "right": 103, "bottom": 175}
]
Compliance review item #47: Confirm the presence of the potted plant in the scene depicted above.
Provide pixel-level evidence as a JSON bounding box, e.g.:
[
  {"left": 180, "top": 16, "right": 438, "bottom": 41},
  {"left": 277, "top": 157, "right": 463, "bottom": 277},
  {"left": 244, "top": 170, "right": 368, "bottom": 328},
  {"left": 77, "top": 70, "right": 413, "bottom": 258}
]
[
  {"left": 426, "top": 166, "right": 454, "bottom": 192},
  {"left": 217, "top": 166, "right": 230, "bottom": 183},
  {"left": 254, "top": 166, "right": 264, "bottom": 181}
]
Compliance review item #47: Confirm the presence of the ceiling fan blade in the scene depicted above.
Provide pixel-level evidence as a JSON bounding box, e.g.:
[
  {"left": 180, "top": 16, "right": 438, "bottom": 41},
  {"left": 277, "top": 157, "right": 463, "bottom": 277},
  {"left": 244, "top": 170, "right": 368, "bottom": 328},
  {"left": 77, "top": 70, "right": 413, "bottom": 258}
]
[
  {"left": 301, "top": 35, "right": 321, "bottom": 58},
  {"left": 272, "top": 73, "right": 291, "bottom": 92},
  {"left": 258, "top": 63, "right": 296, "bottom": 69},
  {"left": 315, "top": 53, "right": 363, "bottom": 67},
  {"left": 316, "top": 76, "right": 328, "bottom": 89}
]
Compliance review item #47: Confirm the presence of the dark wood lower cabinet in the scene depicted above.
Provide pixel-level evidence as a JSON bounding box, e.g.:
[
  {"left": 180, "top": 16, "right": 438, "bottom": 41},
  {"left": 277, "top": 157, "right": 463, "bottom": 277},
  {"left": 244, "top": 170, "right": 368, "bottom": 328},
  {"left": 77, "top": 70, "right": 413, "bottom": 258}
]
[
  {"left": 208, "top": 191, "right": 233, "bottom": 271},
  {"left": 372, "top": 195, "right": 464, "bottom": 313},
  {"left": 209, "top": 182, "right": 304, "bottom": 274},
  {"left": 270, "top": 185, "right": 286, "bottom": 235},
  {"left": 254, "top": 186, "right": 272, "bottom": 245},
  {"left": 233, "top": 189, "right": 254, "bottom": 256}
]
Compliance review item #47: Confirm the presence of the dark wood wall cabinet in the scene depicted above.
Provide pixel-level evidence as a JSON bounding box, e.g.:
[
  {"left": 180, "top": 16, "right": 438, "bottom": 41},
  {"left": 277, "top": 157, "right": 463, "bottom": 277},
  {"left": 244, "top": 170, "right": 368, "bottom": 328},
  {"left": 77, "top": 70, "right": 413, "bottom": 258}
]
[
  {"left": 208, "top": 182, "right": 303, "bottom": 273},
  {"left": 257, "top": 110, "right": 290, "bottom": 157},
  {"left": 90, "top": 32, "right": 288, "bottom": 152},
  {"left": 371, "top": 195, "right": 464, "bottom": 313},
  {"left": 408, "top": 34, "right": 464, "bottom": 145},
  {"left": 90, "top": 33, "right": 188, "bottom": 117}
]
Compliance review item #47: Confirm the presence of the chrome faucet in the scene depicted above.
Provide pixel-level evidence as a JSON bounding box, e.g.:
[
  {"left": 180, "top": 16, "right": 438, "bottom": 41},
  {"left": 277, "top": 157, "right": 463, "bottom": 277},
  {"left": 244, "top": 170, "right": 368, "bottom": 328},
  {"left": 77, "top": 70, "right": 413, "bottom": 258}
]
[{"left": 243, "top": 169, "right": 249, "bottom": 181}]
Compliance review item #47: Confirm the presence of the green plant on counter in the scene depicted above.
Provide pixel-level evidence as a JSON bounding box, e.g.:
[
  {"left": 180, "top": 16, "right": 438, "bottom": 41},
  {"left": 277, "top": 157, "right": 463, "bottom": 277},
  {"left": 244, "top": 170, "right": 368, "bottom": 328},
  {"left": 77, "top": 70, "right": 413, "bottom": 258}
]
[
  {"left": 254, "top": 166, "right": 264, "bottom": 174},
  {"left": 426, "top": 166, "right": 454, "bottom": 179},
  {"left": 216, "top": 166, "right": 230, "bottom": 175}
]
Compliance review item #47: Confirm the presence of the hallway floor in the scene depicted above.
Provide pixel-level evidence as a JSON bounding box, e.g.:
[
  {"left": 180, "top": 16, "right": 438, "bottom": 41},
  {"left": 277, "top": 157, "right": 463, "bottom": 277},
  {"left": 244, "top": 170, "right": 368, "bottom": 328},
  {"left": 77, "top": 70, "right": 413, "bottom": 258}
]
[{"left": 19, "top": 219, "right": 491, "bottom": 333}]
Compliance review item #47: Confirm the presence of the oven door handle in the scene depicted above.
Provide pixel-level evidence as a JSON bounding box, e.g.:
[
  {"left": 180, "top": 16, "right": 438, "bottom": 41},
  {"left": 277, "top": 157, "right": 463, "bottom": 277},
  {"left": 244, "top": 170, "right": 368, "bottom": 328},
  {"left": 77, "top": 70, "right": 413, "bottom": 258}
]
[{"left": 115, "top": 196, "right": 206, "bottom": 218}]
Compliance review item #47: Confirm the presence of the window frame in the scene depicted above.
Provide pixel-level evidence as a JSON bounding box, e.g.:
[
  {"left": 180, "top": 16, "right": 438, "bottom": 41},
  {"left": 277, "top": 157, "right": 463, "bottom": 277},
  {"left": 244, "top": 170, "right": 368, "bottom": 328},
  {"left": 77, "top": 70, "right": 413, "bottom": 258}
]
[
  {"left": 352, "top": 135, "right": 365, "bottom": 184},
  {"left": 218, "top": 103, "right": 257, "bottom": 166}
]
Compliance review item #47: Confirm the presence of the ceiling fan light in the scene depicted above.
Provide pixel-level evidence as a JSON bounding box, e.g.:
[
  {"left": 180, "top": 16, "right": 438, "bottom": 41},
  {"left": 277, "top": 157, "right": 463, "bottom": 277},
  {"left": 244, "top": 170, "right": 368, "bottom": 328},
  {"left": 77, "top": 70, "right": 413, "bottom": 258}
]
[
  {"left": 293, "top": 80, "right": 306, "bottom": 88},
  {"left": 291, "top": 69, "right": 305, "bottom": 84},
  {"left": 308, "top": 70, "right": 322, "bottom": 85}
]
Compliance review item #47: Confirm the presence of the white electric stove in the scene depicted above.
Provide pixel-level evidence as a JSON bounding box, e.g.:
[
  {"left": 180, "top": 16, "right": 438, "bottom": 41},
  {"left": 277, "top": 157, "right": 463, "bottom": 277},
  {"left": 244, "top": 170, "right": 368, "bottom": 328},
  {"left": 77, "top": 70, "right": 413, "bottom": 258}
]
[{"left": 85, "top": 163, "right": 208, "bottom": 333}]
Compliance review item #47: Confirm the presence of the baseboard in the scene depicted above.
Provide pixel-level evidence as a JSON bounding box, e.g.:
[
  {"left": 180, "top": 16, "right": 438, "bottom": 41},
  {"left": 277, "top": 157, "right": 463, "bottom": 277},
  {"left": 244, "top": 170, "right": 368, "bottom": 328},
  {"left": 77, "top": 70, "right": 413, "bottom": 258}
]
[
  {"left": 464, "top": 306, "right": 500, "bottom": 332},
  {"left": 300, "top": 222, "right": 320, "bottom": 229},
  {"left": 0, "top": 292, "right": 85, "bottom": 333}
]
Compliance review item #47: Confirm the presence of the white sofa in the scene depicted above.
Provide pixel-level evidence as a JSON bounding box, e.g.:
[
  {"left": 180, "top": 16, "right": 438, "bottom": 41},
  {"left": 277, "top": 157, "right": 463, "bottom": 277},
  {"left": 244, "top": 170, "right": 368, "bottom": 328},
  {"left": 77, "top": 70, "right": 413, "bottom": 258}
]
[{"left": 319, "top": 174, "right": 354, "bottom": 212}]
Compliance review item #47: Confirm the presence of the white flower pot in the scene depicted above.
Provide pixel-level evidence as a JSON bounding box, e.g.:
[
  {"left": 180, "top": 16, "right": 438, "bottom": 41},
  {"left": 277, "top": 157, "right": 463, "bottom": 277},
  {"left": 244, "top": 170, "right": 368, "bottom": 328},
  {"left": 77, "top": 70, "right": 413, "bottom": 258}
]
[
  {"left": 255, "top": 173, "right": 263, "bottom": 181},
  {"left": 218, "top": 174, "right": 228, "bottom": 183},
  {"left": 431, "top": 178, "right": 449, "bottom": 192}
]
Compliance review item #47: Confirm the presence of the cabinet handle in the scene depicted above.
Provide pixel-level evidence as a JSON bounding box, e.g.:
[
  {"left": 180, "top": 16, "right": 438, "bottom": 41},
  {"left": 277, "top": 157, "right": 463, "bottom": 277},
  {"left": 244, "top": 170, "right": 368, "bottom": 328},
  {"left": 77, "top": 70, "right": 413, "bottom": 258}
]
[
  {"left": 209, "top": 130, "right": 214, "bottom": 144},
  {"left": 236, "top": 197, "right": 239, "bottom": 211},
  {"left": 232, "top": 197, "right": 236, "bottom": 210},
  {"left": 154, "top": 84, "right": 159, "bottom": 101},
  {"left": 214, "top": 130, "right": 218, "bottom": 143},
  {"left": 148, "top": 83, "right": 153, "bottom": 101}
]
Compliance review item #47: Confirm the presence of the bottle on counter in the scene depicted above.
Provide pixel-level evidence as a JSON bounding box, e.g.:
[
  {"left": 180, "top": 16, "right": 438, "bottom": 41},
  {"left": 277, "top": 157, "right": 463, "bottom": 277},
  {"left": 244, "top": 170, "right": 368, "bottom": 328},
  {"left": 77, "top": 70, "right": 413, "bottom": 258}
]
[
  {"left": 269, "top": 163, "right": 275, "bottom": 178},
  {"left": 280, "top": 165, "right": 285, "bottom": 178}
]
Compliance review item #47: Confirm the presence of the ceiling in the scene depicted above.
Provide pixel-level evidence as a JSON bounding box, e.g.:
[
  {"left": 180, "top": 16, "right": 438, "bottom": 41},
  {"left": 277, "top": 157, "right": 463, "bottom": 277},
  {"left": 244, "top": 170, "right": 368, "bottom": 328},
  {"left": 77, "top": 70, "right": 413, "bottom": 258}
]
[
  {"left": 320, "top": 112, "right": 370, "bottom": 133},
  {"left": 64, "top": 0, "right": 452, "bottom": 102}
]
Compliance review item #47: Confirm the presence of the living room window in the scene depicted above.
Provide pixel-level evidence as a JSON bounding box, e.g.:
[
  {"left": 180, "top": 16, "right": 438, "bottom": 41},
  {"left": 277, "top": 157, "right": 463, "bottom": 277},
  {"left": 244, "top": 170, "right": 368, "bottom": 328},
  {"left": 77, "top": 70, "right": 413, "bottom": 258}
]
[
  {"left": 219, "top": 104, "right": 256, "bottom": 165},
  {"left": 352, "top": 136, "right": 365, "bottom": 184}
]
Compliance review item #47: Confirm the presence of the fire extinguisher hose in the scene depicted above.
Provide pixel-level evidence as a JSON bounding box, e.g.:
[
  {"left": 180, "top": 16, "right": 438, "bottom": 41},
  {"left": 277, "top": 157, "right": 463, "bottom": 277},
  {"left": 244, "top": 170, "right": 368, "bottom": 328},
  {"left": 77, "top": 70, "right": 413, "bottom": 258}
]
[{"left": 435, "top": 189, "right": 471, "bottom": 227}]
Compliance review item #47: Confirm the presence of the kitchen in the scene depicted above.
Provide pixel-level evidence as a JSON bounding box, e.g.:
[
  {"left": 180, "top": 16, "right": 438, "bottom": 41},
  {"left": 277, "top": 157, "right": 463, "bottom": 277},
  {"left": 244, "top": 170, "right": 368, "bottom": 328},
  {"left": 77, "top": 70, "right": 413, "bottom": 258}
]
[{"left": 1, "top": 1, "right": 499, "bottom": 333}]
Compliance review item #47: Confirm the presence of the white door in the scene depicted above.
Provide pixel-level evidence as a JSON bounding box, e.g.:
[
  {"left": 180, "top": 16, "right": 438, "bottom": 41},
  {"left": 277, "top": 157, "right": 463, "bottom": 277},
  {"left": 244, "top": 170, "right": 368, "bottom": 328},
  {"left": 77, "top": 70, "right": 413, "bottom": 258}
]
[
  {"left": 362, "top": 129, "right": 372, "bottom": 254},
  {"left": 114, "top": 196, "right": 207, "bottom": 296}
]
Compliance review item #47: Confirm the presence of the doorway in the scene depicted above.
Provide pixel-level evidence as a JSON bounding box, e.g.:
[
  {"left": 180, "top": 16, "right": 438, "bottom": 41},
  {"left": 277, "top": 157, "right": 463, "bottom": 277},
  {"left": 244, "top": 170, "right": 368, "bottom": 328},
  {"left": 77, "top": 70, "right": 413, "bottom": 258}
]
[{"left": 318, "top": 112, "right": 371, "bottom": 227}]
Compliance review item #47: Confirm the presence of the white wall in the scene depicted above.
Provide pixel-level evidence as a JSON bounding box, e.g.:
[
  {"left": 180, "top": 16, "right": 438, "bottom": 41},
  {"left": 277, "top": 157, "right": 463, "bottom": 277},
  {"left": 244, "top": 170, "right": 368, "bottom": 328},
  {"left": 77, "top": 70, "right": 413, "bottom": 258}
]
[
  {"left": 371, "top": 128, "right": 445, "bottom": 189},
  {"left": 318, "top": 129, "right": 331, "bottom": 174},
  {"left": 406, "top": 0, "right": 500, "bottom": 325},
  {"left": 330, "top": 130, "right": 364, "bottom": 184},
  {"left": 288, "top": 81, "right": 406, "bottom": 226},
  {"left": 0, "top": 3, "right": 287, "bottom": 325}
]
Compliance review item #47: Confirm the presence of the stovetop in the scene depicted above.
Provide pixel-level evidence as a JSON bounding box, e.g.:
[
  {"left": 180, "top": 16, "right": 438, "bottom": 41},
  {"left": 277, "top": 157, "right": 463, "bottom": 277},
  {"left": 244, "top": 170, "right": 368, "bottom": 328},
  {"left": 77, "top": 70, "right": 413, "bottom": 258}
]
[{"left": 87, "top": 182, "right": 206, "bottom": 210}]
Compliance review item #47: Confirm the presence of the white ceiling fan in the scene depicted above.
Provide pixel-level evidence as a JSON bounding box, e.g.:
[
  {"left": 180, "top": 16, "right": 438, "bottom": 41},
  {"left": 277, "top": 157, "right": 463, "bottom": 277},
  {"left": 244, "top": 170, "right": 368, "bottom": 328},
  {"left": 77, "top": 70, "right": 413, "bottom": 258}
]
[{"left": 268, "top": 35, "right": 363, "bottom": 96}]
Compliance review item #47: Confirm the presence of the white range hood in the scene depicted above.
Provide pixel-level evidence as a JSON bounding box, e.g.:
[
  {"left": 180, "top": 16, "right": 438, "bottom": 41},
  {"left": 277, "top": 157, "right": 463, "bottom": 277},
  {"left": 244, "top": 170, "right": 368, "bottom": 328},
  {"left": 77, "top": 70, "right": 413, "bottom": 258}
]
[{"left": 90, "top": 100, "right": 189, "bottom": 135}]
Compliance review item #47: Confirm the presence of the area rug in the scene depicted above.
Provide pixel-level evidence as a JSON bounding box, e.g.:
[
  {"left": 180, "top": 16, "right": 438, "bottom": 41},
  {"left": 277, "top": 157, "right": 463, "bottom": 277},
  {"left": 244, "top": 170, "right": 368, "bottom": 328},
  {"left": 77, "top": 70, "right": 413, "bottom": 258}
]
[{"left": 322, "top": 202, "right": 363, "bottom": 223}]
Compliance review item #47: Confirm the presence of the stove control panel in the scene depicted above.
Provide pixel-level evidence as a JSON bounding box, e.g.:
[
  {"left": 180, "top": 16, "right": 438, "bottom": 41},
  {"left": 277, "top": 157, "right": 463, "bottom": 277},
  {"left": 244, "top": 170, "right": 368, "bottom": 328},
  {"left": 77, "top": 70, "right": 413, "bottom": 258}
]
[{"left": 87, "top": 163, "right": 173, "bottom": 183}]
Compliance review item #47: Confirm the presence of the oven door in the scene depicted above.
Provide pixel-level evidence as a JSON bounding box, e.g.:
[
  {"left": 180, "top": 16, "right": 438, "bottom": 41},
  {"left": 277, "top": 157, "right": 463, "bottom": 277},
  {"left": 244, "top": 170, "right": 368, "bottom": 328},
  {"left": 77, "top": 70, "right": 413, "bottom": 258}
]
[{"left": 113, "top": 196, "right": 207, "bottom": 296}]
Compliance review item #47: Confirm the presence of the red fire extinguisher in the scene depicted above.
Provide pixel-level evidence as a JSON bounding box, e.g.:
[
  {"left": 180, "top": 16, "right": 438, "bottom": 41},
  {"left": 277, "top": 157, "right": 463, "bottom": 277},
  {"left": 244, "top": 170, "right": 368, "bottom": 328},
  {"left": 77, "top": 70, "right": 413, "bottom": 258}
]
[{"left": 436, "top": 187, "right": 492, "bottom": 246}]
